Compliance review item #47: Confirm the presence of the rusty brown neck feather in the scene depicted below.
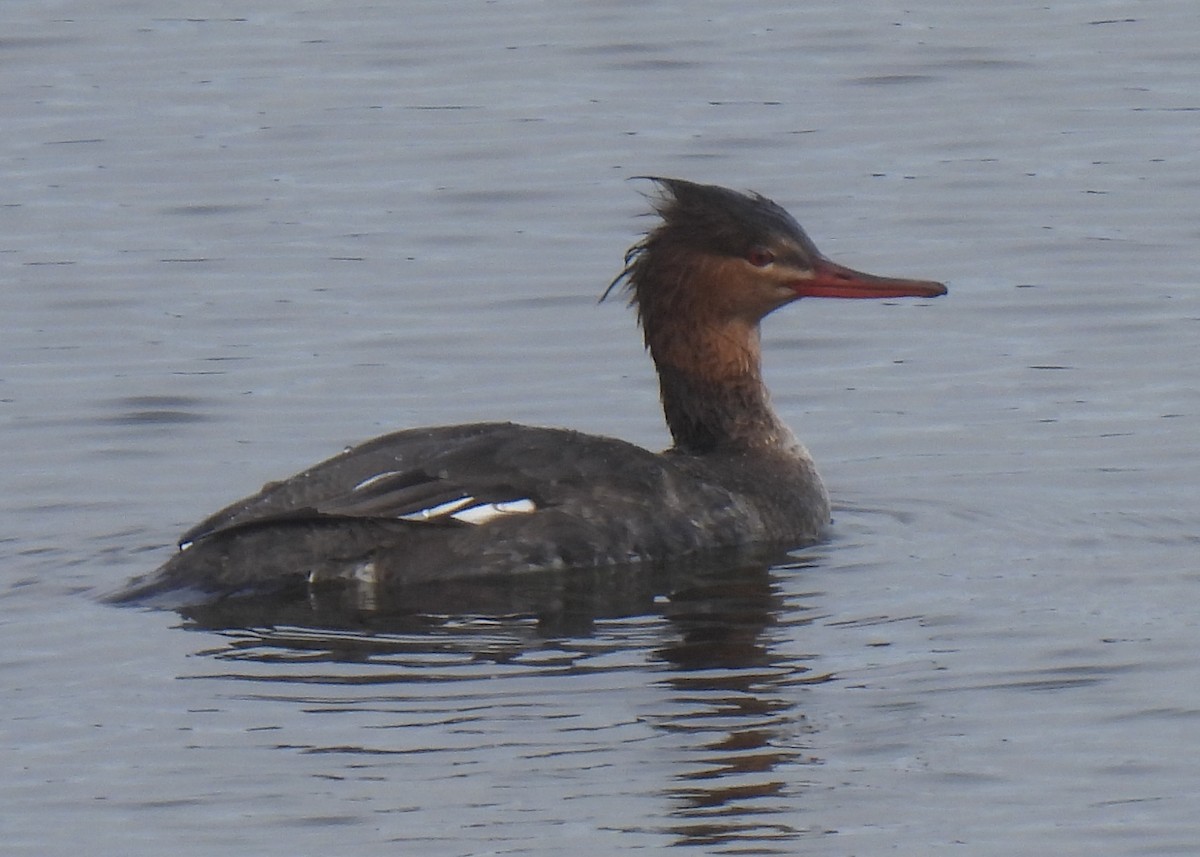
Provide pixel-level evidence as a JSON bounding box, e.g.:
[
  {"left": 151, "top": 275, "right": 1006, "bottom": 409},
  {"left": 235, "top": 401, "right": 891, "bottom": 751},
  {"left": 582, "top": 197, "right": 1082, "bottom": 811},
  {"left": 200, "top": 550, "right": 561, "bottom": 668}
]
[{"left": 632, "top": 252, "right": 796, "bottom": 455}]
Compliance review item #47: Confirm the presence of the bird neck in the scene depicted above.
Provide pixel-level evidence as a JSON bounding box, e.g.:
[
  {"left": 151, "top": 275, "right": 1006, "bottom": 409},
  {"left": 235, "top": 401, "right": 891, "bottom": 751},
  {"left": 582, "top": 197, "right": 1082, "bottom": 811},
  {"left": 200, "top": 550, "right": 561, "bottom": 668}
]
[{"left": 647, "top": 320, "right": 798, "bottom": 455}]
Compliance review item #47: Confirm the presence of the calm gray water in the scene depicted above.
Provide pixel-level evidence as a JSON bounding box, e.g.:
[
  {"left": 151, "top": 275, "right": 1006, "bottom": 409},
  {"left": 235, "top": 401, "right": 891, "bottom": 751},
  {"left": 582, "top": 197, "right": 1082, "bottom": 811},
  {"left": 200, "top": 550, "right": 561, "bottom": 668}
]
[{"left": 3, "top": 1, "right": 1198, "bottom": 855}]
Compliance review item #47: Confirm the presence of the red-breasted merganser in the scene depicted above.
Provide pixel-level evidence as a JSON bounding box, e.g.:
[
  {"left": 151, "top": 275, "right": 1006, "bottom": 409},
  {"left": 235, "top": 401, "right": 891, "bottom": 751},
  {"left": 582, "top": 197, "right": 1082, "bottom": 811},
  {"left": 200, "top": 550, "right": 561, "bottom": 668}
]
[{"left": 115, "top": 178, "right": 946, "bottom": 605}]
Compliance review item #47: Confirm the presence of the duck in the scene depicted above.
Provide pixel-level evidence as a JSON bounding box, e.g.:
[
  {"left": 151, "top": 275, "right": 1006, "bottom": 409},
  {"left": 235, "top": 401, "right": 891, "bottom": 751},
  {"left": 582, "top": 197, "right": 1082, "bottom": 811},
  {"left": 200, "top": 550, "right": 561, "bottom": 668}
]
[{"left": 114, "top": 178, "right": 946, "bottom": 606}]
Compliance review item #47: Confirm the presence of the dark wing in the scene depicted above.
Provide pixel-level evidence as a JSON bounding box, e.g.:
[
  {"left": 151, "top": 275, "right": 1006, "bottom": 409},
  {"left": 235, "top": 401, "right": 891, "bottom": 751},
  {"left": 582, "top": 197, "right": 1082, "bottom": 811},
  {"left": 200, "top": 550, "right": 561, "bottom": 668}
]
[{"left": 177, "top": 422, "right": 560, "bottom": 546}]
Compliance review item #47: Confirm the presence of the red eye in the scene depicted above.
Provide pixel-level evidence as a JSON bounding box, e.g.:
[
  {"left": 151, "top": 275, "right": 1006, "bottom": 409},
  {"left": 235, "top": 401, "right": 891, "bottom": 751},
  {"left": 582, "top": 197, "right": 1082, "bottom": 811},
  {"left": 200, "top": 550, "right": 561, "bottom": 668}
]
[{"left": 746, "top": 246, "right": 775, "bottom": 267}]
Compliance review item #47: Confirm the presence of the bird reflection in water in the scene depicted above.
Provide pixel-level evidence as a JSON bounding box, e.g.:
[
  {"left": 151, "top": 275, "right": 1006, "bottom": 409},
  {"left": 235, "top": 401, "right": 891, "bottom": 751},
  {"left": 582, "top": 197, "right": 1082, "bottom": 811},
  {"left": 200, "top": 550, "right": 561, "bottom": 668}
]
[{"left": 177, "top": 548, "right": 831, "bottom": 851}]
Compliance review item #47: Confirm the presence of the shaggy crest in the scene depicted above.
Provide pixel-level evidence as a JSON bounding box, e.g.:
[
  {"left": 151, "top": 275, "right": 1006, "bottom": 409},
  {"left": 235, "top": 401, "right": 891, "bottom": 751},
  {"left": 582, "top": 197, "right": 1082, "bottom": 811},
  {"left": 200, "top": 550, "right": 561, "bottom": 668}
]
[{"left": 603, "top": 177, "right": 820, "bottom": 313}]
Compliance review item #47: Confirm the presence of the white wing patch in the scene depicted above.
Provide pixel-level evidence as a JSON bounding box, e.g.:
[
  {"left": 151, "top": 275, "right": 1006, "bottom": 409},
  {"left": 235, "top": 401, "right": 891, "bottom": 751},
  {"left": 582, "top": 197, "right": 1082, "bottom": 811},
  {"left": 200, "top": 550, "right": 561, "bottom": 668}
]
[
  {"left": 347, "top": 472, "right": 537, "bottom": 525},
  {"left": 398, "top": 496, "right": 537, "bottom": 525},
  {"left": 396, "top": 496, "right": 476, "bottom": 521},
  {"left": 352, "top": 471, "right": 403, "bottom": 491},
  {"left": 447, "top": 498, "right": 537, "bottom": 525}
]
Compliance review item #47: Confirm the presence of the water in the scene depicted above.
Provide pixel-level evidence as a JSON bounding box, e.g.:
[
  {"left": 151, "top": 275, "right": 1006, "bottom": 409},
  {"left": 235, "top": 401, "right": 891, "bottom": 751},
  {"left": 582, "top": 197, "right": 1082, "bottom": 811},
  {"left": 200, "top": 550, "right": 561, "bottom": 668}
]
[{"left": 3, "top": 1, "right": 1199, "bottom": 854}]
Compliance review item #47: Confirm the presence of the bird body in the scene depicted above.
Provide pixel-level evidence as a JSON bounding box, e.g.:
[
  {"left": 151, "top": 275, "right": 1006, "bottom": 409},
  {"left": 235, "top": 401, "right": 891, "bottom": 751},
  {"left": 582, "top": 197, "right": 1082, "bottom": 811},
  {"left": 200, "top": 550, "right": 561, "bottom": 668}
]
[{"left": 114, "top": 178, "right": 945, "bottom": 606}]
